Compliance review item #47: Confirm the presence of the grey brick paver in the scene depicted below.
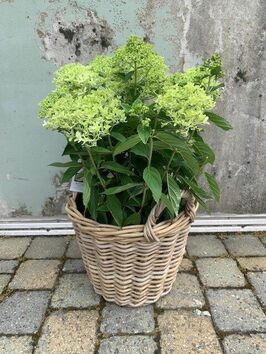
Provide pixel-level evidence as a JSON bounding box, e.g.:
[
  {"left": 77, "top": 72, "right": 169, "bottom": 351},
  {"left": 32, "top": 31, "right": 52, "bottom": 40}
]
[
  {"left": 179, "top": 258, "right": 194, "bottom": 272},
  {"left": 25, "top": 237, "right": 67, "bottom": 259},
  {"left": 101, "top": 304, "right": 155, "bottom": 334},
  {"left": 0, "top": 275, "right": 11, "bottom": 293},
  {"left": 66, "top": 239, "right": 82, "bottom": 258},
  {"left": 0, "top": 238, "right": 31, "bottom": 259},
  {"left": 223, "top": 235, "right": 266, "bottom": 256},
  {"left": 237, "top": 257, "right": 266, "bottom": 271},
  {"left": 10, "top": 260, "right": 60, "bottom": 290},
  {"left": 223, "top": 334, "right": 266, "bottom": 354},
  {"left": 63, "top": 259, "right": 85, "bottom": 273},
  {"left": 0, "top": 336, "right": 33, "bottom": 354},
  {"left": 207, "top": 289, "right": 266, "bottom": 332},
  {"left": 187, "top": 235, "right": 228, "bottom": 257},
  {"left": 99, "top": 336, "right": 157, "bottom": 354},
  {"left": 247, "top": 272, "right": 266, "bottom": 306},
  {"left": 196, "top": 258, "right": 246, "bottom": 287},
  {"left": 158, "top": 310, "right": 222, "bottom": 354},
  {"left": 157, "top": 273, "right": 205, "bottom": 309},
  {"left": 35, "top": 310, "right": 98, "bottom": 354},
  {"left": 260, "top": 236, "right": 266, "bottom": 246},
  {"left": 51, "top": 273, "right": 100, "bottom": 308},
  {"left": 0, "top": 260, "right": 18, "bottom": 274},
  {"left": 0, "top": 291, "right": 50, "bottom": 334}
]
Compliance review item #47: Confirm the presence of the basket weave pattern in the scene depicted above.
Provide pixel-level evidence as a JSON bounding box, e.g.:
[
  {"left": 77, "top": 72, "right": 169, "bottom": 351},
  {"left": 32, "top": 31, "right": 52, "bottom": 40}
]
[{"left": 66, "top": 191, "right": 198, "bottom": 307}]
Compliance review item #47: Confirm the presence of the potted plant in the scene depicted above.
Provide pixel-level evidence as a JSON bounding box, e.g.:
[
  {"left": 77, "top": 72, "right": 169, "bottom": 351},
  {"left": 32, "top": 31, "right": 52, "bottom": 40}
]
[{"left": 39, "top": 36, "right": 232, "bottom": 306}]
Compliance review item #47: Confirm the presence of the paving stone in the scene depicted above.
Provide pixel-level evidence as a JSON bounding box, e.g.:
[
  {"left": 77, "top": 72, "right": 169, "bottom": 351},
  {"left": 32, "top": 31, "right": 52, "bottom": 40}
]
[
  {"left": 207, "top": 289, "right": 266, "bottom": 332},
  {"left": 0, "top": 336, "right": 33, "bottom": 354},
  {"left": 179, "top": 258, "right": 194, "bottom": 272},
  {"left": 51, "top": 273, "right": 100, "bottom": 308},
  {"left": 223, "top": 334, "right": 266, "bottom": 354},
  {"left": 223, "top": 235, "right": 266, "bottom": 256},
  {"left": 196, "top": 258, "right": 246, "bottom": 287},
  {"left": 0, "top": 238, "right": 31, "bottom": 259},
  {"left": 66, "top": 239, "right": 82, "bottom": 258},
  {"left": 158, "top": 310, "right": 222, "bottom": 354},
  {"left": 156, "top": 273, "right": 205, "bottom": 309},
  {"left": 35, "top": 310, "right": 98, "bottom": 354},
  {"left": 99, "top": 335, "right": 157, "bottom": 354},
  {"left": 0, "top": 260, "right": 19, "bottom": 274},
  {"left": 187, "top": 235, "right": 228, "bottom": 257},
  {"left": 247, "top": 272, "right": 266, "bottom": 306},
  {"left": 101, "top": 304, "right": 155, "bottom": 334},
  {"left": 25, "top": 237, "right": 67, "bottom": 259},
  {"left": 260, "top": 236, "right": 266, "bottom": 246},
  {"left": 9, "top": 260, "right": 60, "bottom": 290},
  {"left": 0, "top": 275, "right": 11, "bottom": 293},
  {"left": 0, "top": 291, "right": 50, "bottom": 334},
  {"left": 63, "top": 259, "right": 85, "bottom": 273},
  {"left": 237, "top": 257, "right": 266, "bottom": 271}
]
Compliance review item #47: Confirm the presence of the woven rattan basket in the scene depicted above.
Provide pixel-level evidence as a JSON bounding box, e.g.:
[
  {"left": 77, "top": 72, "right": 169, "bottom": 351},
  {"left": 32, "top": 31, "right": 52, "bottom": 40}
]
[{"left": 66, "top": 191, "right": 198, "bottom": 307}]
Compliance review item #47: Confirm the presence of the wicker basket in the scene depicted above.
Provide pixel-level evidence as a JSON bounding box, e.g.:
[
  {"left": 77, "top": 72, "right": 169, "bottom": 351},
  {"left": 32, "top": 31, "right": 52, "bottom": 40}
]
[{"left": 65, "top": 191, "right": 198, "bottom": 307}]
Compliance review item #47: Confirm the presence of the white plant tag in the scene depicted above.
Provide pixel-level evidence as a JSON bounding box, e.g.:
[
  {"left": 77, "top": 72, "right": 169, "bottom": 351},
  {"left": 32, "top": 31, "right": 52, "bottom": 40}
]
[{"left": 70, "top": 176, "right": 84, "bottom": 193}]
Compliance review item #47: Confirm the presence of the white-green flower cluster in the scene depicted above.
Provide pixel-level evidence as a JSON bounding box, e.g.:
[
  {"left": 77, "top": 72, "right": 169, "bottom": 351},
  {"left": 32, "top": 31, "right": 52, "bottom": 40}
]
[
  {"left": 41, "top": 89, "right": 125, "bottom": 146},
  {"left": 39, "top": 36, "right": 223, "bottom": 145},
  {"left": 157, "top": 82, "right": 215, "bottom": 134}
]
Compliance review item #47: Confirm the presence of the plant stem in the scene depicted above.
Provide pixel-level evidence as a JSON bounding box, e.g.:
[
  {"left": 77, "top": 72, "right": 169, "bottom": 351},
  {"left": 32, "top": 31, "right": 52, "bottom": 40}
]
[
  {"left": 133, "top": 61, "right": 137, "bottom": 96},
  {"left": 140, "top": 136, "right": 153, "bottom": 210},
  {"left": 108, "top": 136, "right": 113, "bottom": 149},
  {"left": 86, "top": 146, "right": 106, "bottom": 190},
  {"left": 162, "top": 150, "right": 176, "bottom": 180}
]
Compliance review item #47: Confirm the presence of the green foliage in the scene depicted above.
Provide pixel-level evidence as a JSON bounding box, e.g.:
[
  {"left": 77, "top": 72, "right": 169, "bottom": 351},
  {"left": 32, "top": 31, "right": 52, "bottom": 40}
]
[{"left": 39, "top": 35, "right": 231, "bottom": 226}]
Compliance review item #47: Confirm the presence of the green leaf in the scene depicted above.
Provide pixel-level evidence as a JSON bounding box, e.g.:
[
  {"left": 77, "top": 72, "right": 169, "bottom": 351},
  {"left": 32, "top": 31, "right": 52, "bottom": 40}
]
[
  {"left": 61, "top": 166, "right": 81, "bottom": 183},
  {"left": 103, "top": 183, "right": 141, "bottom": 195},
  {"left": 110, "top": 131, "right": 126, "bottom": 142},
  {"left": 167, "top": 175, "right": 181, "bottom": 215},
  {"left": 193, "top": 134, "right": 215, "bottom": 165},
  {"left": 83, "top": 170, "right": 92, "bottom": 209},
  {"left": 91, "top": 146, "right": 112, "bottom": 155},
  {"left": 205, "top": 112, "right": 233, "bottom": 131},
  {"left": 131, "top": 142, "right": 149, "bottom": 159},
  {"left": 156, "top": 132, "right": 199, "bottom": 173},
  {"left": 180, "top": 176, "right": 210, "bottom": 200},
  {"left": 113, "top": 135, "right": 141, "bottom": 156},
  {"left": 62, "top": 143, "right": 74, "bottom": 156},
  {"left": 137, "top": 124, "right": 151, "bottom": 144},
  {"left": 161, "top": 193, "right": 175, "bottom": 218},
  {"left": 205, "top": 172, "right": 220, "bottom": 201},
  {"left": 100, "top": 161, "right": 133, "bottom": 175},
  {"left": 49, "top": 161, "right": 82, "bottom": 168},
  {"left": 143, "top": 166, "right": 162, "bottom": 203},
  {"left": 123, "top": 212, "right": 141, "bottom": 226},
  {"left": 106, "top": 195, "right": 123, "bottom": 226},
  {"left": 97, "top": 204, "right": 109, "bottom": 212}
]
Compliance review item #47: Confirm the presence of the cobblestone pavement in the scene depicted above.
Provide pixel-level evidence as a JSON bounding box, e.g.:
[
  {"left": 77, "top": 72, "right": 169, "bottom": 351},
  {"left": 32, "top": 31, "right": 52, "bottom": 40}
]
[{"left": 0, "top": 233, "right": 266, "bottom": 353}]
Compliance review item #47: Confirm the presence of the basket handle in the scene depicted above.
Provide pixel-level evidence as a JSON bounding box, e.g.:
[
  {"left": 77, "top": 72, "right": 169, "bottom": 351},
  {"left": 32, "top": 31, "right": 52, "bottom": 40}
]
[{"left": 143, "top": 190, "right": 196, "bottom": 242}]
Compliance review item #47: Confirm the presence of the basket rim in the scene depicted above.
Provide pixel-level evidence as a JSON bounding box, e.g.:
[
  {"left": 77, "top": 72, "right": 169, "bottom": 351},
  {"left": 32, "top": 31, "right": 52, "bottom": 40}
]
[{"left": 65, "top": 192, "right": 198, "bottom": 239}]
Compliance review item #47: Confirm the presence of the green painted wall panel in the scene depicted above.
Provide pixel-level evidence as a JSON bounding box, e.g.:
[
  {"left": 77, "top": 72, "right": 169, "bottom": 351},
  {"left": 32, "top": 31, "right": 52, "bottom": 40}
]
[{"left": 0, "top": 0, "right": 265, "bottom": 215}]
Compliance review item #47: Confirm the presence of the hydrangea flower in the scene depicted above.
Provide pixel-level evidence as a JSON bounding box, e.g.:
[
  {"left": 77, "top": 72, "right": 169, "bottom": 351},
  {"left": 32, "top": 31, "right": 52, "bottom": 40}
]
[
  {"left": 156, "top": 82, "right": 215, "bottom": 134},
  {"left": 41, "top": 89, "right": 126, "bottom": 146}
]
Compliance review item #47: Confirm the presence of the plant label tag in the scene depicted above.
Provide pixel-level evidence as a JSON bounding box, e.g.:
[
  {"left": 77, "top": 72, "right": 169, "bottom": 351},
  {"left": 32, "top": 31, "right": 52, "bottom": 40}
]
[{"left": 70, "top": 177, "right": 84, "bottom": 193}]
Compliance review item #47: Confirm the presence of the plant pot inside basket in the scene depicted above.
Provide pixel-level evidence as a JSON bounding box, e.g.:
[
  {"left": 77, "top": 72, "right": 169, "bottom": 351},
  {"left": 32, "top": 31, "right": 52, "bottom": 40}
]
[{"left": 66, "top": 191, "right": 198, "bottom": 307}]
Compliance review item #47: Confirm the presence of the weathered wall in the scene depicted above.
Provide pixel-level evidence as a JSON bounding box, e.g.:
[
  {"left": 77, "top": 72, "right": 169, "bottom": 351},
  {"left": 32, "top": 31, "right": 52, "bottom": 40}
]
[{"left": 0, "top": 0, "right": 265, "bottom": 216}]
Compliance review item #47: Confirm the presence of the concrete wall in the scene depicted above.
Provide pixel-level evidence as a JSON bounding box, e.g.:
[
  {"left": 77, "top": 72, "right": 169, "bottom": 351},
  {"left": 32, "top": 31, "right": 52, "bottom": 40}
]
[{"left": 0, "top": 0, "right": 265, "bottom": 216}]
